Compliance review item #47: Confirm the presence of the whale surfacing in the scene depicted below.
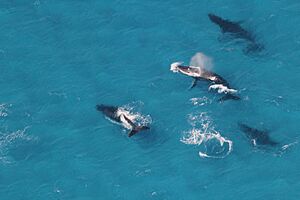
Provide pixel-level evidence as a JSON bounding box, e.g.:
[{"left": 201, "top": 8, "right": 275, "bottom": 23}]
[
  {"left": 238, "top": 123, "right": 278, "bottom": 146},
  {"left": 208, "top": 13, "right": 264, "bottom": 53},
  {"left": 96, "top": 104, "right": 150, "bottom": 137},
  {"left": 170, "top": 61, "right": 240, "bottom": 101}
]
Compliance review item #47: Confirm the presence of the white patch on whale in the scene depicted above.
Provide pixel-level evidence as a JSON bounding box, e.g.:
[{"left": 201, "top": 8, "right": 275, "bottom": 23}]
[
  {"left": 107, "top": 102, "right": 152, "bottom": 132},
  {"left": 209, "top": 84, "right": 238, "bottom": 94}
]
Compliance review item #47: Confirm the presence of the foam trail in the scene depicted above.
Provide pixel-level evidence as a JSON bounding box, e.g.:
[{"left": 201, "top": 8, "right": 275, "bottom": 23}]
[
  {"left": 275, "top": 140, "right": 299, "bottom": 156},
  {"left": 0, "top": 103, "right": 11, "bottom": 117},
  {"left": 182, "top": 112, "right": 233, "bottom": 159},
  {"left": 0, "top": 126, "right": 35, "bottom": 164},
  {"left": 190, "top": 96, "right": 212, "bottom": 106},
  {"left": 181, "top": 129, "right": 233, "bottom": 159},
  {"left": 190, "top": 52, "right": 213, "bottom": 71}
]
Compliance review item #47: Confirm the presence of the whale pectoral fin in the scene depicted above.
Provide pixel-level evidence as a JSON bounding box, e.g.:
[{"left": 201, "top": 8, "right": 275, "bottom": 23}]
[
  {"left": 128, "top": 126, "right": 150, "bottom": 137},
  {"left": 218, "top": 94, "right": 241, "bottom": 102},
  {"left": 189, "top": 78, "right": 198, "bottom": 90},
  {"left": 122, "top": 114, "right": 136, "bottom": 127}
]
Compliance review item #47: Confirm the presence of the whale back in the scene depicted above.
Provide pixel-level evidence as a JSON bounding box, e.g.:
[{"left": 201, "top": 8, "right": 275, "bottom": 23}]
[
  {"left": 238, "top": 123, "right": 278, "bottom": 146},
  {"left": 96, "top": 104, "right": 119, "bottom": 122}
]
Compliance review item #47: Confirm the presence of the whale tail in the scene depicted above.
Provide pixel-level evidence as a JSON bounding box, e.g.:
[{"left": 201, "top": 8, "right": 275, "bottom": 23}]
[{"left": 129, "top": 126, "right": 150, "bottom": 137}]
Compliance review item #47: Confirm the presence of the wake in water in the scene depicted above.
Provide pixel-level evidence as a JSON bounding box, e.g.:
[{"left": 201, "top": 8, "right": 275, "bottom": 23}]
[
  {"left": 181, "top": 112, "right": 233, "bottom": 159},
  {"left": 0, "top": 103, "right": 11, "bottom": 117},
  {"left": 190, "top": 96, "right": 212, "bottom": 106},
  {"left": 0, "top": 126, "right": 36, "bottom": 164}
]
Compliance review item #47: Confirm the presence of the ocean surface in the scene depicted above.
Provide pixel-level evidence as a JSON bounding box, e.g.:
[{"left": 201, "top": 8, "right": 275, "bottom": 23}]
[{"left": 0, "top": 0, "right": 300, "bottom": 199}]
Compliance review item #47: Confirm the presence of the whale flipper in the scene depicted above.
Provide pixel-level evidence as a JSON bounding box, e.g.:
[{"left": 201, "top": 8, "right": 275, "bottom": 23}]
[
  {"left": 122, "top": 114, "right": 150, "bottom": 137},
  {"left": 122, "top": 114, "right": 136, "bottom": 127},
  {"left": 129, "top": 126, "right": 150, "bottom": 137},
  {"left": 189, "top": 78, "right": 198, "bottom": 90}
]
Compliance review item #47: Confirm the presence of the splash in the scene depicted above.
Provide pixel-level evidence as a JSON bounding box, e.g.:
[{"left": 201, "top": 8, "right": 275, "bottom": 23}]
[
  {"left": 189, "top": 52, "right": 213, "bottom": 71},
  {"left": 0, "top": 103, "right": 11, "bottom": 117},
  {"left": 275, "top": 140, "right": 299, "bottom": 157},
  {"left": 209, "top": 84, "right": 237, "bottom": 94},
  {"left": 190, "top": 96, "right": 212, "bottom": 106},
  {"left": 181, "top": 112, "right": 233, "bottom": 159},
  {"left": 116, "top": 101, "right": 152, "bottom": 130}
]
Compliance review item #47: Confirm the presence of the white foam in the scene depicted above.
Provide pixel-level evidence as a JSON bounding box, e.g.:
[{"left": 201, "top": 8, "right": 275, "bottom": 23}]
[
  {"left": 281, "top": 141, "right": 298, "bottom": 151},
  {"left": 0, "top": 103, "right": 11, "bottom": 117},
  {"left": 181, "top": 128, "right": 233, "bottom": 159},
  {"left": 0, "top": 126, "right": 36, "bottom": 164},
  {"left": 209, "top": 84, "right": 238, "bottom": 94},
  {"left": 170, "top": 61, "right": 203, "bottom": 77},
  {"left": 170, "top": 62, "right": 182, "bottom": 73},
  {"left": 273, "top": 140, "right": 299, "bottom": 157},
  {"left": 190, "top": 97, "right": 212, "bottom": 106},
  {"left": 108, "top": 102, "right": 152, "bottom": 131},
  {"left": 182, "top": 112, "right": 233, "bottom": 159}
]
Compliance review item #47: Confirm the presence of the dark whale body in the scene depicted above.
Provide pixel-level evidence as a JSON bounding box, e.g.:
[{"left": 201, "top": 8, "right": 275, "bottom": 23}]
[
  {"left": 238, "top": 123, "right": 278, "bottom": 146},
  {"left": 96, "top": 104, "right": 150, "bottom": 137},
  {"left": 176, "top": 65, "right": 240, "bottom": 101},
  {"left": 208, "top": 13, "right": 264, "bottom": 53},
  {"left": 96, "top": 104, "right": 120, "bottom": 122}
]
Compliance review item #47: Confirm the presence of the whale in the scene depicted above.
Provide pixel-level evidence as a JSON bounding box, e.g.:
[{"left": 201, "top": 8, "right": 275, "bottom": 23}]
[
  {"left": 238, "top": 123, "right": 278, "bottom": 146},
  {"left": 208, "top": 13, "right": 263, "bottom": 53},
  {"left": 170, "top": 62, "right": 240, "bottom": 101},
  {"left": 96, "top": 104, "right": 150, "bottom": 137}
]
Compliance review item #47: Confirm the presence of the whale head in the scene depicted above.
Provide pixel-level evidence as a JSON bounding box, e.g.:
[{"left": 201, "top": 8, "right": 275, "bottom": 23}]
[
  {"left": 208, "top": 13, "right": 224, "bottom": 25},
  {"left": 170, "top": 62, "right": 183, "bottom": 73}
]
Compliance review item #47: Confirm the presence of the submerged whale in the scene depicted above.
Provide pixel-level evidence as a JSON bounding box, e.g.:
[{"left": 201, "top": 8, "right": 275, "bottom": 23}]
[
  {"left": 96, "top": 104, "right": 150, "bottom": 137},
  {"left": 170, "top": 62, "right": 240, "bottom": 101},
  {"left": 238, "top": 123, "right": 278, "bottom": 146},
  {"left": 208, "top": 13, "right": 263, "bottom": 53}
]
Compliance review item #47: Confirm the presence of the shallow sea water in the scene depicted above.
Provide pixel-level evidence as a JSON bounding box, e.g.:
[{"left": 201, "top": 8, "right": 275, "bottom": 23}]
[{"left": 0, "top": 0, "right": 300, "bottom": 199}]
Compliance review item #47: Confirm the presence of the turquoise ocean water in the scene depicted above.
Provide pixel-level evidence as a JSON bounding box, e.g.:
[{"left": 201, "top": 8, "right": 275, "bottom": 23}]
[{"left": 0, "top": 0, "right": 300, "bottom": 199}]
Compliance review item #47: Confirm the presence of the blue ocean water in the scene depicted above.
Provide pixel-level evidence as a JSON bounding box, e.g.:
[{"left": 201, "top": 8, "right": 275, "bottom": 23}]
[{"left": 0, "top": 0, "right": 300, "bottom": 199}]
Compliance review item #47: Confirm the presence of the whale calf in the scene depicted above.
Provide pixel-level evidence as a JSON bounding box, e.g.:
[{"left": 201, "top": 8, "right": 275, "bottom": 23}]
[
  {"left": 208, "top": 13, "right": 263, "bottom": 53},
  {"left": 170, "top": 62, "right": 240, "bottom": 101},
  {"left": 238, "top": 123, "right": 278, "bottom": 146},
  {"left": 96, "top": 104, "right": 150, "bottom": 137}
]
